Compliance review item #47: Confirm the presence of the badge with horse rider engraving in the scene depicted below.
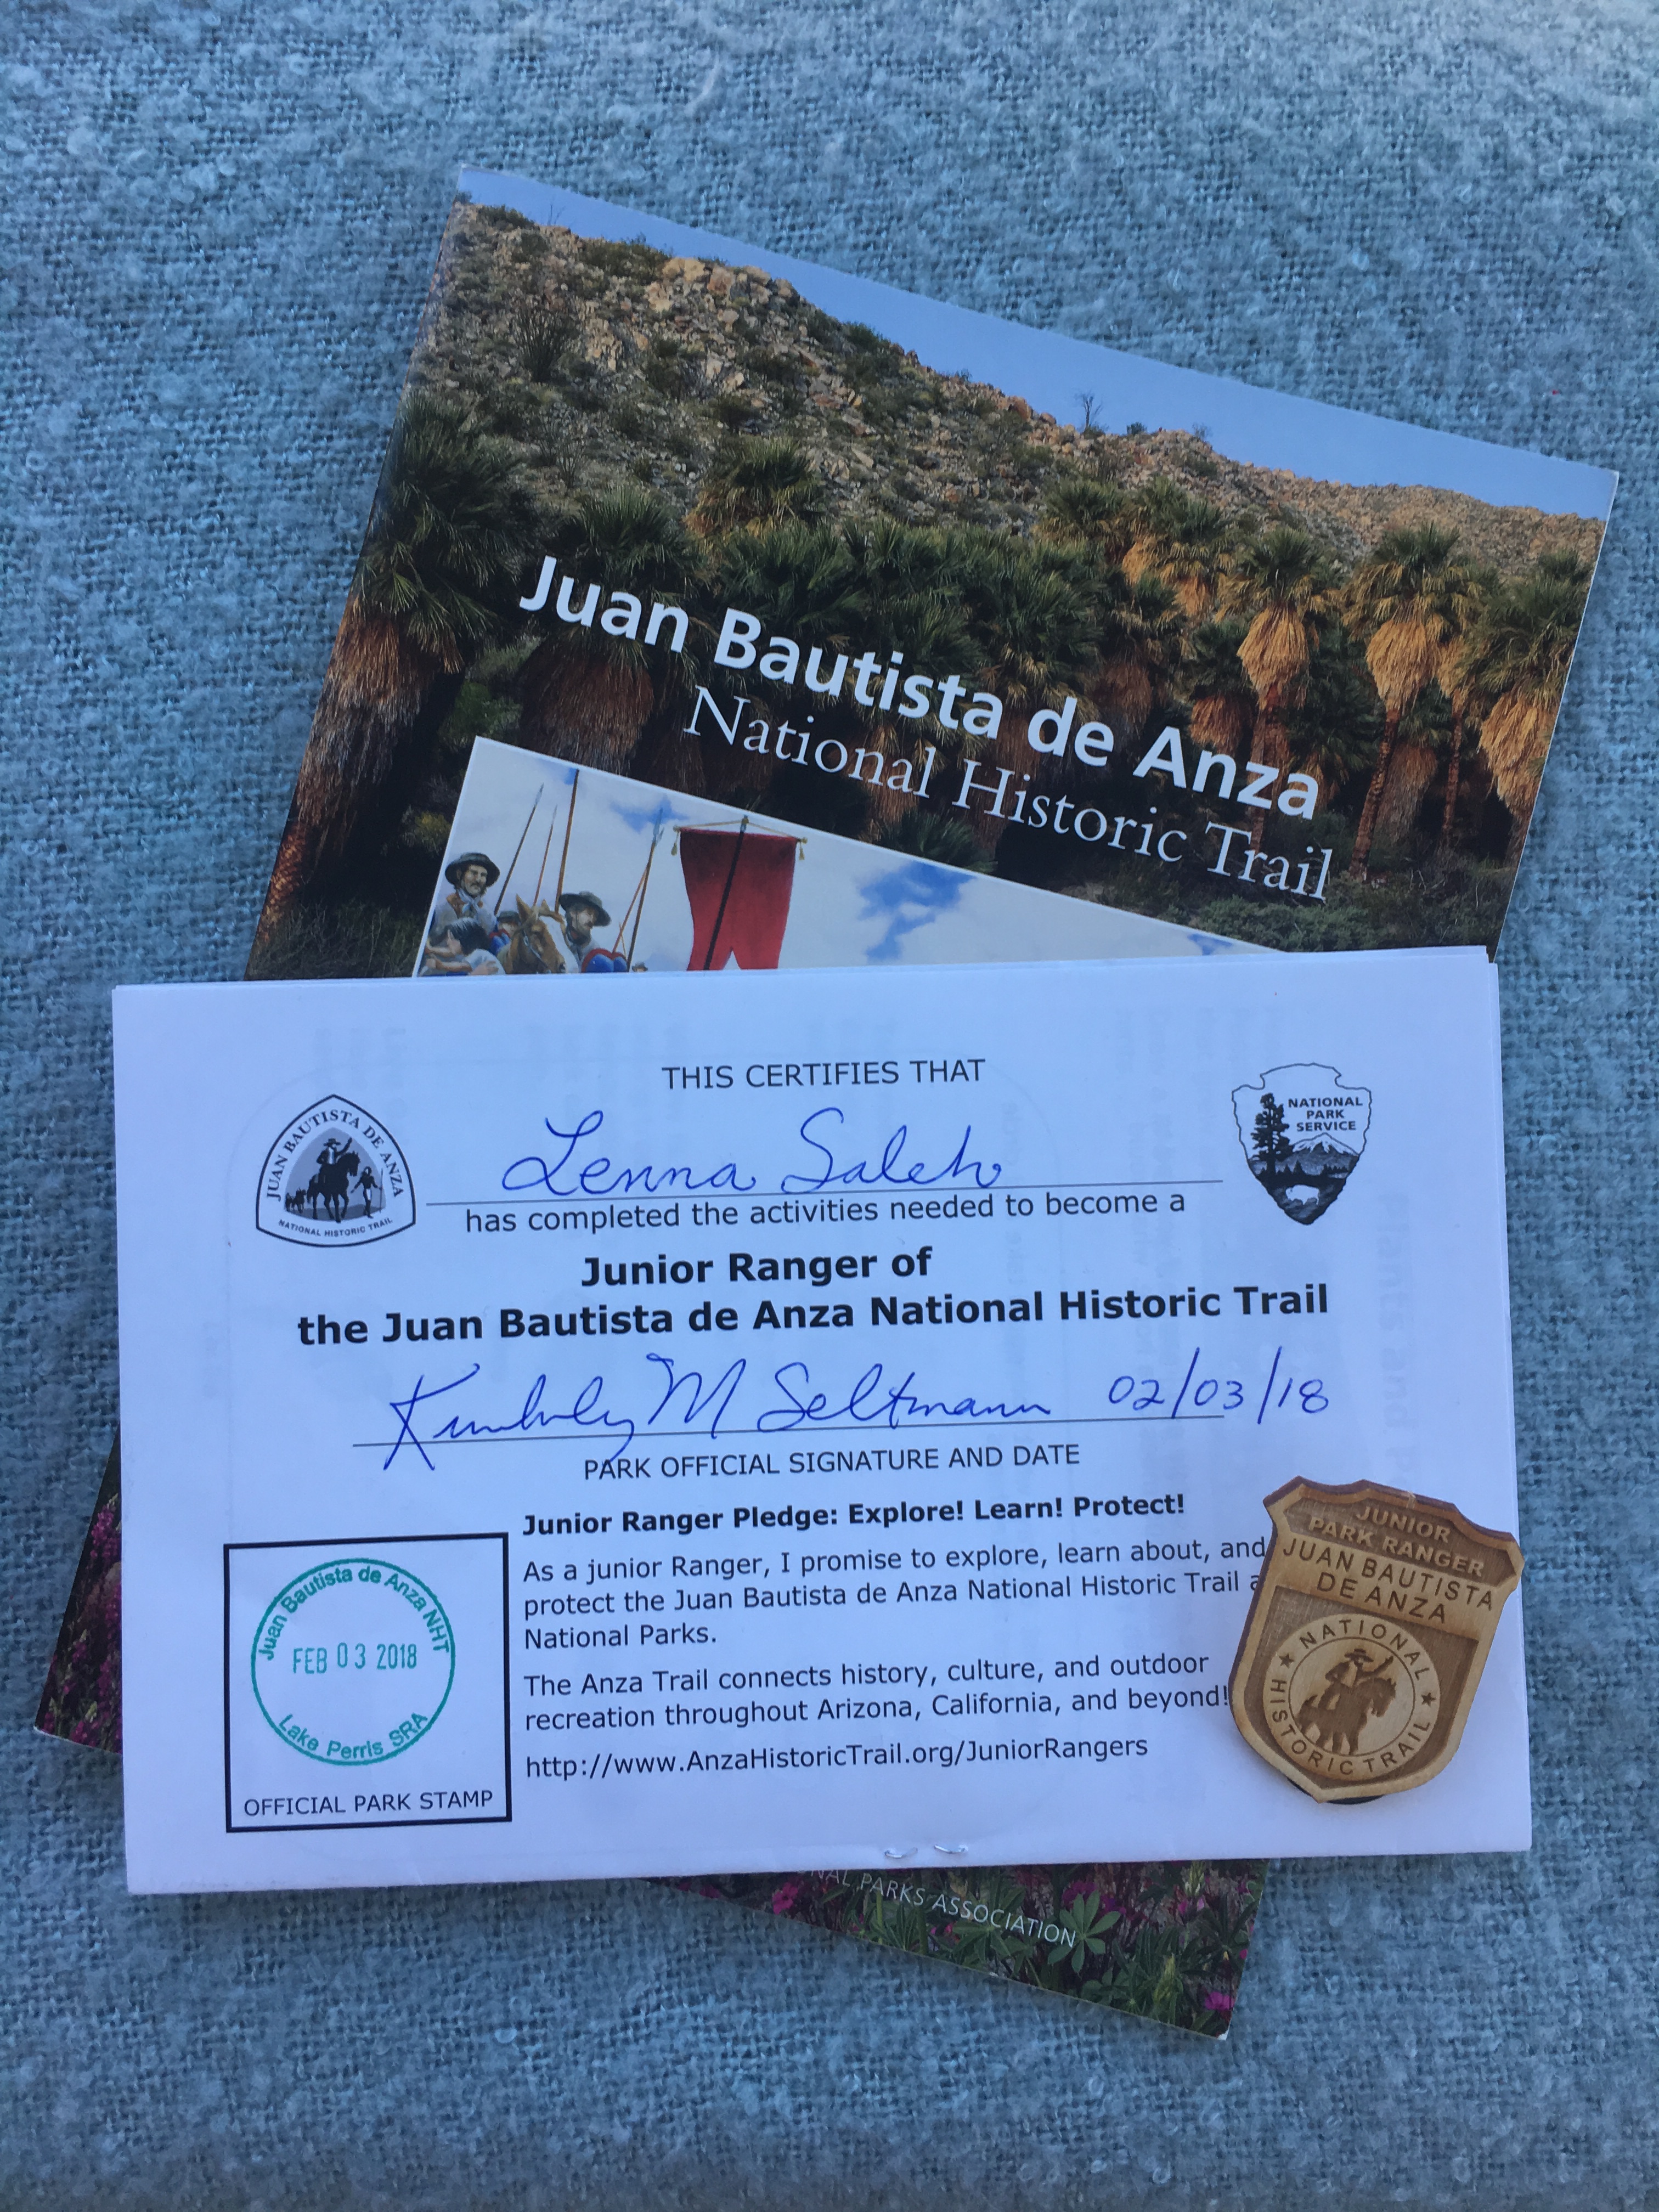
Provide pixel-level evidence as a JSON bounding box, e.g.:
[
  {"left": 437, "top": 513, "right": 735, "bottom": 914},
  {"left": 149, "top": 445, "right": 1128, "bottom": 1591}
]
[{"left": 1228, "top": 1477, "right": 1522, "bottom": 1803}]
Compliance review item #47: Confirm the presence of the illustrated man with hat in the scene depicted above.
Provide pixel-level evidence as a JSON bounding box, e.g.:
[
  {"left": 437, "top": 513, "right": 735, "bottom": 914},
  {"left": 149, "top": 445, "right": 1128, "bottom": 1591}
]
[
  {"left": 421, "top": 851, "right": 510, "bottom": 975},
  {"left": 556, "top": 891, "right": 629, "bottom": 975}
]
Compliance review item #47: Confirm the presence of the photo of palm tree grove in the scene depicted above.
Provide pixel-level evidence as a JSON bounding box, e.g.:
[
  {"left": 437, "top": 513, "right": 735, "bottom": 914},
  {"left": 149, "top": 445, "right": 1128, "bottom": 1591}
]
[{"left": 250, "top": 197, "right": 1607, "bottom": 979}]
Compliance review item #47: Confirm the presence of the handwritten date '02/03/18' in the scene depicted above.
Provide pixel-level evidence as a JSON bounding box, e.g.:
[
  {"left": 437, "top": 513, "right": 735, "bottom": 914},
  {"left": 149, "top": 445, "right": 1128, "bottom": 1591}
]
[{"left": 378, "top": 1345, "right": 1328, "bottom": 1474}]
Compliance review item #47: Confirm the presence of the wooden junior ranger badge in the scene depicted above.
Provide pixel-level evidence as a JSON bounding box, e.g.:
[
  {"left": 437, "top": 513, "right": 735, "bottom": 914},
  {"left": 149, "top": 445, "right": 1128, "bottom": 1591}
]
[{"left": 1228, "top": 1477, "right": 1523, "bottom": 1802}]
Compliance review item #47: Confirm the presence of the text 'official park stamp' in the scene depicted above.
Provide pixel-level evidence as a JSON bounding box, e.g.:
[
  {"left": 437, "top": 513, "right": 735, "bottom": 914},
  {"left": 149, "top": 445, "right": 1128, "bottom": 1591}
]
[{"left": 224, "top": 1532, "right": 511, "bottom": 1833}]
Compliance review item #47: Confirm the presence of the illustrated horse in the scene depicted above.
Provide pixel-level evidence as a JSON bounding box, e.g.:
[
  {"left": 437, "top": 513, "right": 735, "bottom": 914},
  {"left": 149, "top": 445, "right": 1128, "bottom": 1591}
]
[
  {"left": 501, "top": 897, "right": 567, "bottom": 977},
  {"left": 308, "top": 1144, "right": 362, "bottom": 1223},
  {"left": 1295, "top": 1649, "right": 1398, "bottom": 1757}
]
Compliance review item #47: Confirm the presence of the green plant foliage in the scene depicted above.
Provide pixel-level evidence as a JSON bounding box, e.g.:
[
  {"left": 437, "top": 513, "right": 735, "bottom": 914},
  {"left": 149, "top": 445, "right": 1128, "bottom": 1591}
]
[
  {"left": 354, "top": 391, "right": 543, "bottom": 668},
  {"left": 644, "top": 349, "right": 685, "bottom": 400},
  {"left": 667, "top": 1860, "right": 1265, "bottom": 2035},
  {"left": 875, "top": 811, "right": 994, "bottom": 871},
  {"left": 576, "top": 237, "right": 668, "bottom": 281},
  {"left": 246, "top": 896, "right": 425, "bottom": 981},
  {"left": 743, "top": 347, "right": 802, "bottom": 387},
  {"left": 692, "top": 438, "right": 826, "bottom": 535},
  {"left": 512, "top": 301, "right": 569, "bottom": 384}
]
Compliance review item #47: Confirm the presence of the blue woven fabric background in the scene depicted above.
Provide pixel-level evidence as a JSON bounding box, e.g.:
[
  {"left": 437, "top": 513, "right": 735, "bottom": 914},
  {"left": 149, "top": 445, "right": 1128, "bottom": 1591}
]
[{"left": 4, "top": 4, "right": 1656, "bottom": 2205}]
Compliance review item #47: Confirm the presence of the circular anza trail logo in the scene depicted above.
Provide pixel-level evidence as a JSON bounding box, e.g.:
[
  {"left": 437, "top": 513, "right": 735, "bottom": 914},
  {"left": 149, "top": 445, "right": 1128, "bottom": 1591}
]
[
  {"left": 251, "top": 1558, "right": 456, "bottom": 1766},
  {"left": 1266, "top": 1611, "right": 1440, "bottom": 1780}
]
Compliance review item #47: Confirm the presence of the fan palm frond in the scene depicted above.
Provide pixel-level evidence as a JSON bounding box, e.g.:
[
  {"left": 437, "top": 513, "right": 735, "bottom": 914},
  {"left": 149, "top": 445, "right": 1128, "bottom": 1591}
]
[{"left": 689, "top": 437, "right": 825, "bottom": 537}]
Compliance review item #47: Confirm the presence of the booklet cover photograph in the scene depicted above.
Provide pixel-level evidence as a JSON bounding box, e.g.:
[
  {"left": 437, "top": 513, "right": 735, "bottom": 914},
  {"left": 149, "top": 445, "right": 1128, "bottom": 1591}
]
[{"left": 248, "top": 180, "right": 1611, "bottom": 981}]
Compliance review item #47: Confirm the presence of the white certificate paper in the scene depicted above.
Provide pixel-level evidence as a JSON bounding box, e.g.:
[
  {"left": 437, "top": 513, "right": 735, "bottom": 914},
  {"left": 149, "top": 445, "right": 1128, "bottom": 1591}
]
[{"left": 115, "top": 948, "right": 1528, "bottom": 1893}]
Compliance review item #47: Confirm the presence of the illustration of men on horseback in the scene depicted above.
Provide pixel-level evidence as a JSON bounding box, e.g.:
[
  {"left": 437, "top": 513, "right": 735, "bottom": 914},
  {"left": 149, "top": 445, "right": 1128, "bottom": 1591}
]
[{"left": 419, "top": 770, "right": 662, "bottom": 983}]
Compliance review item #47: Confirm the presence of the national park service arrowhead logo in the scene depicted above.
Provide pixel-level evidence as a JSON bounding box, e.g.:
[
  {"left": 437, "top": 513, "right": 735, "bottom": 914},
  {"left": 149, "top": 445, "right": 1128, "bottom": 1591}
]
[
  {"left": 256, "top": 1096, "right": 415, "bottom": 1248},
  {"left": 1233, "top": 1062, "right": 1370, "bottom": 1224},
  {"left": 1228, "top": 1478, "right": 1522, "bottom": 1803}
]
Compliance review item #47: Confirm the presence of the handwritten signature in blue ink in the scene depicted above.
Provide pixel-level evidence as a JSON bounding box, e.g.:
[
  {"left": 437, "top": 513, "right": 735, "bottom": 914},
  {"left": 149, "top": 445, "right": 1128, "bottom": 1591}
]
[
  {"left": 383, "top": 1364, "right": 639, "bottom": 1471},
  {"left": 641, "top": 1352, "right": 747, "bottom": 1439},
  {"left": 381, "top": 1347, "right": 1045, "bottom": 1471},
  {"left": 781, "top": 1108, "right": 1001, "bottom": 1194},
  {"left": 383, "top": 1353, "right": 753, "bottom": 1471},
  {"left": 756, "top": 1361, "right": 1048, "bottom": 1433}
]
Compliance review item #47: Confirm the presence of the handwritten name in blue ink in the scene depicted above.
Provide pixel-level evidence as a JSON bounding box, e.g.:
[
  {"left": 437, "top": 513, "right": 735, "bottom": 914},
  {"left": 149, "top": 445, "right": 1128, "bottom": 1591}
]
[
  {"left": 500, "top": 1106, "right": 1001, "bottom": 1202},
  {"left": 781, "top": 1108, "right": 1001, "bottom": 1193},
  {"left": 503, "top": 1108, "right": 755, "bottom": 1198}
]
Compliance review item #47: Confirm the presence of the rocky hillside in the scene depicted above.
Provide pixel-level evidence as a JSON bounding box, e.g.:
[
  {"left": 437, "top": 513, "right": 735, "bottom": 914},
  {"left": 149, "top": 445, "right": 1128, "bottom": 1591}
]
[{"left": 421, "top": 201, "right": 1600, "bottom": 579}]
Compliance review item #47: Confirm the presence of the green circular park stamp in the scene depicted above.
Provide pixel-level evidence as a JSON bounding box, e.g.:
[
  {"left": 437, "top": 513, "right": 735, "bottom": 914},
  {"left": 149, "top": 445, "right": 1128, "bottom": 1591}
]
[{"left": 250, "top": 1556, "right": 456, "bottom": 1767}]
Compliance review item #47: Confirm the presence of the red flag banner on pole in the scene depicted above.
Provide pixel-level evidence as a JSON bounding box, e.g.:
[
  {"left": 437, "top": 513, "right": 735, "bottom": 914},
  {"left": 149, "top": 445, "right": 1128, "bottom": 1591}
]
[{"left": 679, "top": 823, "right": 798, "bottom": 970}]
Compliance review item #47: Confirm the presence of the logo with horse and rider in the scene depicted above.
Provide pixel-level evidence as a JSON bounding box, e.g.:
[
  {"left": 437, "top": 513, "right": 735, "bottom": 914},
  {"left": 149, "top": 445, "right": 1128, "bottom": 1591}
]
[
  {"left": 1227, "top": 1476, "right": 1523, "bottom": 1804},
  {"left": 1263, "top": 1612, "right": 1442, "bottom": 1780},
  {"left": 256, "top": 1097, "right": 415, "bottom": 1248},
  {"left": 1232, "top": 1061, "right": 1372, "bottom": 1225}
]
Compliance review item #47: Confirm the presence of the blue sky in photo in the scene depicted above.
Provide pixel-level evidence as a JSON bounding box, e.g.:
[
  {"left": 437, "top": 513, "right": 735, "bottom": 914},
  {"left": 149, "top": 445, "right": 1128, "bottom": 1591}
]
[{"left": 856, "top": 856, "right": 972, "bottom": 963}]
